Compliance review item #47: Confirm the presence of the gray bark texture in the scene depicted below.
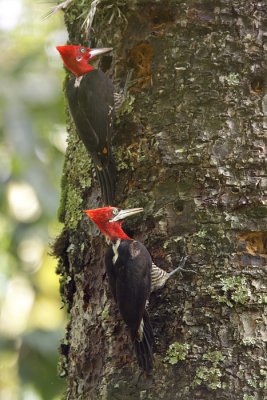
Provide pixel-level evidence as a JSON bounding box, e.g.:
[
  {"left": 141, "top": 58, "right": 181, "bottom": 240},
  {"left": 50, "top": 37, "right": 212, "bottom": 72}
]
[{"left": 54, "top": 1, "right": 267, "bottom": 399}]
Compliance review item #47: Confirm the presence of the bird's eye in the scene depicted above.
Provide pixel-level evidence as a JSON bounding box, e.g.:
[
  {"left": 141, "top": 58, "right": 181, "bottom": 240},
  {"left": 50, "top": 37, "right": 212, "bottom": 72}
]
[
  {"left": 80, "top": 47, "right": 86, "bottom": 54},
  {"left": 112, "top": 208, "right": 119, "bottom": 215},
  {"left": 76, "top": 56, "right": 82, "bottom": 62}
]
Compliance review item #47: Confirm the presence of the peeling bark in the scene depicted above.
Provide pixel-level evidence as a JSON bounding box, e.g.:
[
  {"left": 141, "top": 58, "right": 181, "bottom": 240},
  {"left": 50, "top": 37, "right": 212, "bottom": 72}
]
[{"left": 54, "top": 1, "right": 267, "bottom": 399}]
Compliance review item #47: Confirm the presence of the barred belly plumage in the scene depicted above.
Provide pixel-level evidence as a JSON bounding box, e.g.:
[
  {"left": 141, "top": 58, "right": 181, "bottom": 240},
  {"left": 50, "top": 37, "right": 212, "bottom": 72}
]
[{"left": 151, "top": 262, "right": 169, "bottom": 291}]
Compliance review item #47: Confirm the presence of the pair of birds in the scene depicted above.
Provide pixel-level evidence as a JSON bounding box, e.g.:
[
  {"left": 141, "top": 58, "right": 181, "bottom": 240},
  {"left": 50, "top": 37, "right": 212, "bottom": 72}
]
[{"left": 57, "top": 45, "right": 187, "bottom": 374}]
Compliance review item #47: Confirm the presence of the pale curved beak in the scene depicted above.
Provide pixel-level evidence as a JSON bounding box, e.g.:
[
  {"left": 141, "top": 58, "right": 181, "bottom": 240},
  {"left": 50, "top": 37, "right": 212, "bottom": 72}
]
[
  {"left": 90, "top": 48, "right": 113, "bottom": 58},
  {"left": 111, "top": 208, "right": 143, "bottom": 222}
]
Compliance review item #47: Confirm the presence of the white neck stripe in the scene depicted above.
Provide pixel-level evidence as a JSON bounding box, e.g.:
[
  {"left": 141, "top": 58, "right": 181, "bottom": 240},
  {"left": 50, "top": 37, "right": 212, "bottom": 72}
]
[{"left": 112, "top": 239, "right": 121, "bottom": 264}]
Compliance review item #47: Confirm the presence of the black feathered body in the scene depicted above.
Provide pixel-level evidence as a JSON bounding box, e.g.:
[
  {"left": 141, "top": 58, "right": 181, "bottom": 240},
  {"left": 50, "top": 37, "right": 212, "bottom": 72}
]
[
  {"left": 105, "top": 239, "right": 154, "bottom": 373},
  {"left": 66, "top": 70, "right": 116, "bottom": 204}
]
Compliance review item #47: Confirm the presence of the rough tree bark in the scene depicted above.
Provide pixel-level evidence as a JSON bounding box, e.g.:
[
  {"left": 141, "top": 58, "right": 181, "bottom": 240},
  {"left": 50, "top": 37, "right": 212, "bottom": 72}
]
[{"left": 54, "top": 1, "right": 267, "bottom": 399}]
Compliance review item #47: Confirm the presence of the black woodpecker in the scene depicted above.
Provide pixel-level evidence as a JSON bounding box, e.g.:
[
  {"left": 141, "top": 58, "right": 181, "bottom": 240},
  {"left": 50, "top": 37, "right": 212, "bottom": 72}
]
[
  {"left": 84, "top": 206, "right": 190, "bottom": 373},
  {"left": 56, "top": 45, "right": 115, "bottom": 205}
]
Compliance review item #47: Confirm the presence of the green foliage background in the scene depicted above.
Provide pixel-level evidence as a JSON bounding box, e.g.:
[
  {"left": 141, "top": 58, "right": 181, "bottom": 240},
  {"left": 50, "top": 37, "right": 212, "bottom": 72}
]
[{"left": 0, "top": 0, "right": 67, "bottom": 398}]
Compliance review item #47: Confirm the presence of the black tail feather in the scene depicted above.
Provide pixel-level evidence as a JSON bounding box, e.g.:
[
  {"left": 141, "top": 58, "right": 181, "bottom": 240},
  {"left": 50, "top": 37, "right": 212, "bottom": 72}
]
[
  {"left": 133, "top": 310, "right": 154, "bottom": 373},
  {"left": 95, "top": 159, "right": 116, "bottom": 205}
]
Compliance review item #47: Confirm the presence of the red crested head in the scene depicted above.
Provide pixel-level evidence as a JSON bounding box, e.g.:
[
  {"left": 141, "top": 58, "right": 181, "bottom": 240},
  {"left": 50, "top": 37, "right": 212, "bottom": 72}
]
[
  {"left": 56, "top": 45, "right": 112, "bottom": 77},
  {"left": 84, "top": 206, "right": 143, "bottom": 241}
]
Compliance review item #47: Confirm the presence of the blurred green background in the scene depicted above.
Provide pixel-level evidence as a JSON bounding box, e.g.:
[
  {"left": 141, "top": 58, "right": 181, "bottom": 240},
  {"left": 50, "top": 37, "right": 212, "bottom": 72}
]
[{"left": 0, "top": 0, "right": 68, "bottom": 398}]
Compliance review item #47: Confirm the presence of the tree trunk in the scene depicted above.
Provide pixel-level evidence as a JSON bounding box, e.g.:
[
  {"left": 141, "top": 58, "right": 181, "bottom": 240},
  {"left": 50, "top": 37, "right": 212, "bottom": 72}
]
[{"left": 54, "top": 1, "right": 267, "bottom": 399}]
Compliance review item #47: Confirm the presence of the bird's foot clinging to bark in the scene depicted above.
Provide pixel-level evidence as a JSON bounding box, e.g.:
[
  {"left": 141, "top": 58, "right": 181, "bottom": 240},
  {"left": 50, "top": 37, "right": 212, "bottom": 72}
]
[{"left": 168, "top": 256, "right": 196, "bottom": 277}]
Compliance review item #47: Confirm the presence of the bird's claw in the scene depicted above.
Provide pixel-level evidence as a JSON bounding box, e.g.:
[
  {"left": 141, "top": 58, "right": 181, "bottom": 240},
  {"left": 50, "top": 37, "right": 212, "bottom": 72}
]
[
  {"left": 177, "top": 255, "right": 188, "bottom": 269},
  {"left": 168, "top": 256, "right": 196, "bottom": 277},
  {"left": 175, "top": 267, "right": 196, "bottom": 274}
]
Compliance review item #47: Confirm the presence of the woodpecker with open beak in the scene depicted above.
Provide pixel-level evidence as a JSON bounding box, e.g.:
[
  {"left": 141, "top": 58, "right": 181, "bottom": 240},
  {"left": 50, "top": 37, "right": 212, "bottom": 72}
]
[
  {"left": 84, "top": 206, "right": 189, "bottom": 373},
  {"left": 56, "top": 45, "right": 115, "bottom": 205}
]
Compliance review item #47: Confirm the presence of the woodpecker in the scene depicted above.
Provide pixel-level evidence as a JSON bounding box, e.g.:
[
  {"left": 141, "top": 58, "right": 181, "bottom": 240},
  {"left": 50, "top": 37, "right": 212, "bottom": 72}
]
[
  {"left": 84, "top": 206, "right": 189, "bottom": 373},
  {"left": 56, "top": 45, "right": 115, "bottom": 205}
]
